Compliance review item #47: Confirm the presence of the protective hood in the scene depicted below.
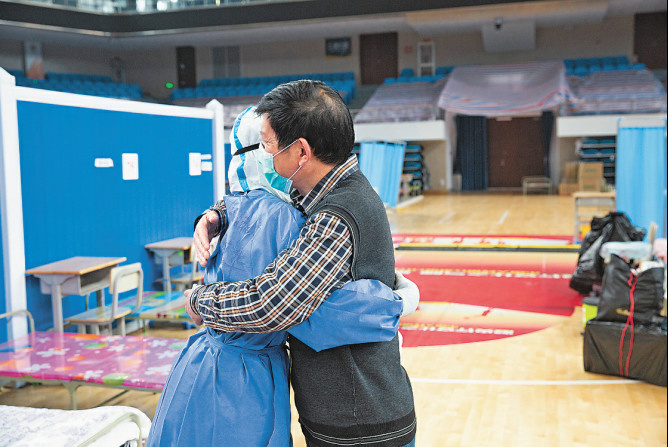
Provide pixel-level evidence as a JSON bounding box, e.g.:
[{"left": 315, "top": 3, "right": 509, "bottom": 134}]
[{"left": 227, "top": 106, "right": 292, "bottom": 203}]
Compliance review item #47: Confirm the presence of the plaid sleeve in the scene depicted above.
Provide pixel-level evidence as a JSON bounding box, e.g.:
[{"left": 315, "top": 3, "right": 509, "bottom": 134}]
[{"left": 190, "top": 212, "right": 353, "bottom": 333}]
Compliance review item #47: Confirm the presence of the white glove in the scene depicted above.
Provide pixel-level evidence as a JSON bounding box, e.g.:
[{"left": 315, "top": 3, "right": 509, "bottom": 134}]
[{"left": 394, "top": 271, "right": 420, "bottom": 316}]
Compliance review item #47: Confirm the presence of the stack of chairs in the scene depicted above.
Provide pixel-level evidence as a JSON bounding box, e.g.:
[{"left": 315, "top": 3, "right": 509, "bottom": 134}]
[{"left": 403, "top": 144, "right": 428, "bottom": 195}]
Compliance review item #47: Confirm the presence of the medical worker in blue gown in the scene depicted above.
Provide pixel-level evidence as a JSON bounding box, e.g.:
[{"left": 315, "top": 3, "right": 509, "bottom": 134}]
[{"left": 147, "top": 107, "right": 419, "bottom": 447}]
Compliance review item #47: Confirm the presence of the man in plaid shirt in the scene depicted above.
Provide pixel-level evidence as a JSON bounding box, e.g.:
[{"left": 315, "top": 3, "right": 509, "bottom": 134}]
[{"left": 186, "top": 80, "right": 416, "bottom": 447}]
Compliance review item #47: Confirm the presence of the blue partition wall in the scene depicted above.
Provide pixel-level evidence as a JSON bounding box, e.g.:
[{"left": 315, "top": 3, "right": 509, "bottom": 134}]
[
  {"left": 0, "top": 204, "right": 5, "bottom": 339},
  {"left": 359, "top": 141, "right": 406, "bottom": 207},
  {"left": 16, "top": 101, "right": 215, "bottom": 334},
  {"left": 616, "top": 124, "right": 667, "bottom": 238}
]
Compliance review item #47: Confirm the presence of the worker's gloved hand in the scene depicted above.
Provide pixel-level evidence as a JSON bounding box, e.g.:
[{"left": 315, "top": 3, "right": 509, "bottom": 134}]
[{"left": 394, "top": 272, "right": 420, "bottom": 316}]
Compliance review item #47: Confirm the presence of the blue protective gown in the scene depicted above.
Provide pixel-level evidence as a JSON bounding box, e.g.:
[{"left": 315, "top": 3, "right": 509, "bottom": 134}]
[{"left": 147, "top": 190, "right": 402, "bottom": 447}]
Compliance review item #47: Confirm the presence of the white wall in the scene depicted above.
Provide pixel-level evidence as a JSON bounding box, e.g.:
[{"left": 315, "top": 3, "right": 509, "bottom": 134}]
[
  {"left": 241, "top": 36, "right": 360, "bottom": 79},
  {"left": 42, "top": 43, "right": 113, "bottom": 76},
  {"left": 0, "top": 40, "right": 23, "bottom": 72},
  {"left": 398, "top": 15, "right": 634, "bottom": 73},
  {"left": 118, "top": 47, "right": 176, "bottom": 99}
]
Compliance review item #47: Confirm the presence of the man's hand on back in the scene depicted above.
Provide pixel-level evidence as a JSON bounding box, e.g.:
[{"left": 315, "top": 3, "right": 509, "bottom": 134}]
[
  {"left": 184, "top": 287, "right": 203, "bottom": 325},
  {"left": 194, "top": 210, "right": 219, "bottom": 267}
]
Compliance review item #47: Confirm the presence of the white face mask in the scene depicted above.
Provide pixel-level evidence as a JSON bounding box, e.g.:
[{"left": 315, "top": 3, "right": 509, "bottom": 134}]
[{"left": 255, "top": 139, "right": 302, "bottom": 194}]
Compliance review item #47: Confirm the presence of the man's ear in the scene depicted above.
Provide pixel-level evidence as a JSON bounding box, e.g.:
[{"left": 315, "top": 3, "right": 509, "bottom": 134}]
[{"left": 298, "top": 137, "right": 313, "bottom": 165}]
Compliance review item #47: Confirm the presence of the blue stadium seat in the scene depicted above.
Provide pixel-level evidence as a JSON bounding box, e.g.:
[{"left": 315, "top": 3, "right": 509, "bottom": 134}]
[
  {"left": 614, "top": 56, "right": 630, "bottom": 66},
  {"left": 574, "top": 66, "right": 589, "bottom": 76}
]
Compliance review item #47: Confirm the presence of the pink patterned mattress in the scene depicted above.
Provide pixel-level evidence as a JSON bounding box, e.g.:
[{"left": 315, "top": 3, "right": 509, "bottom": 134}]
[{"left": 0, "top": 332, "right": 186, "bottom": 390}]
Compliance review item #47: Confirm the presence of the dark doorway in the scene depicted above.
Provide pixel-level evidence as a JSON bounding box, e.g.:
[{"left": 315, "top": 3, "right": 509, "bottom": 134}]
[
  {"left": 360, "top": 33, "right": 397, "bottom": 85},
  {"left": 176, "top": 46, "right": 197, "bottom": 88},
  {"left": 634, "top": 12, "right": 667, "bottom": 69},
  {"left": 487, "top": 116, "right": 544, "bottom": 188}
]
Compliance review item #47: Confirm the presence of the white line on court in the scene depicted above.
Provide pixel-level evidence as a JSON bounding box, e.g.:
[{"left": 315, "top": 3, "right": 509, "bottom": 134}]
[
  {"left": 410, "top": 378, "right": 640, "bottom": 386},
  {"left": 498, "top": 211, "right": 509, "bottom": 224},
  {"left": 438, "top": 212, "right": 456, "bottom": 224}
]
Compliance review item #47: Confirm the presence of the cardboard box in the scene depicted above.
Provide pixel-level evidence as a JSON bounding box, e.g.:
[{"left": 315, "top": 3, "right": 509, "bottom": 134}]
[
  {"left": 578, "top": 178, "right": 603, "bottom": 192},
  {"left": 558, "top": 182, "right": 578, "bottom": 196},
  {"left": 578, "top": 162, "right": 603, "bottom": 180},
  {"left": 564, "top": 162, "right": 579, "bottom": 183},
  {"left": 578, "top": 162, "right": 603, "bottom": 192}
]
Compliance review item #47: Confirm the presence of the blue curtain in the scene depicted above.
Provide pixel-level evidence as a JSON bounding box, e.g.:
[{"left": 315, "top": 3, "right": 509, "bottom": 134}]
[
  {"left": 359, "top": 141, "right": 406, "bottom": 207},
  {"left": 616, "top": 124, "right": 667, "bottom": 238},
  {"left": 455, "top": 115, "right": 488, "bottom": 191},
  {"left": 541, "top": 110, "right": 554, "bottom": 176},
  {"left": 0, "top": 202, "right": 5, "bottom": 342}
]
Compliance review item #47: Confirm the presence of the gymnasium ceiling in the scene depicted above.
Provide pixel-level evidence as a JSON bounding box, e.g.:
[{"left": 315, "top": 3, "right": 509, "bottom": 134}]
[{"left": 0, "top": 0, "right": 666, "bottom": 49}]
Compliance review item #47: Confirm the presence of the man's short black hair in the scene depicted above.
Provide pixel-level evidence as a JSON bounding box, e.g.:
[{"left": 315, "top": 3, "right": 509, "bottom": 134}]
[{"left": 255, "top": 80, "right": 354, "bottom": 165}]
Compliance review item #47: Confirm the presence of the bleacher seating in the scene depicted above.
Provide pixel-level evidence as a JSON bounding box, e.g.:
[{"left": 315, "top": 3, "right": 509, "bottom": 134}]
[
  {"left": 6, "top": 70, "right": 143, "bottom": 99},
  {"left": 353, "top": 75, "right": 446, "bottom": 124},
  {"left": 435, "top": 66, "right": 456, "bottom": 76},
  {"left": 172, "top": 94, "right": 266, "bottom": 128},
  {"left": 563, "top": 68, "right": 667, "bottom": 115},
  {"left": 170, "top": 71, "right": 356, "bottom": 126},
  {"left": 563, "top": 56, "right": 642, "bottom": 77},
  {"left": 171, "top": 71, "right": 355, "bottom": 103}
]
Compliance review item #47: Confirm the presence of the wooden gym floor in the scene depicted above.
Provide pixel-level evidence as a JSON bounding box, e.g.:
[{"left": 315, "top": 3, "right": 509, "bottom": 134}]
[{"left": 1, "top": 193, "right": 666, "bottom": 446}]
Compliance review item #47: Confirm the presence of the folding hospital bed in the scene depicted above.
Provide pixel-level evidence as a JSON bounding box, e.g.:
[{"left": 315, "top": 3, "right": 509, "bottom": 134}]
[
  {"left": 0, "top": 310, "right": 185, "bottom": 410},
  {"left": 0, "top": 404, "right": 151, "bottom": 447}
]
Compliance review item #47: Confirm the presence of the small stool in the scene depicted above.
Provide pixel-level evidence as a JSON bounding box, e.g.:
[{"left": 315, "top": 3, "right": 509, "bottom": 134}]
[{"left": 522, "top": 176, "right": 552, "bottom": 195}]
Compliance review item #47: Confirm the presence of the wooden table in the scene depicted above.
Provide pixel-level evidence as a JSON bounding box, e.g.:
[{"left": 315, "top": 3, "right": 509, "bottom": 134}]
[
  {"left": 26, "top": 256, "right": 127, "bottom": 333},
  {"left": 144, "top": 237, "right": 194, "bottom": 295},
  {"left": 573, "top": 191, "right": 616, "bottom": 242}
]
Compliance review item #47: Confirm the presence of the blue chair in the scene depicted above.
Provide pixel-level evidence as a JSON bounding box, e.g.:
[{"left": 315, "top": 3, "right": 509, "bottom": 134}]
[
  {"left": 574, "top": 66, "right": 589, "bottom": 76},
  {"left": 614, "top": 56, "right": 630, "bottom": 66},
  {"left": 399, "top": 68, "right": 414, "bottom": 78}
]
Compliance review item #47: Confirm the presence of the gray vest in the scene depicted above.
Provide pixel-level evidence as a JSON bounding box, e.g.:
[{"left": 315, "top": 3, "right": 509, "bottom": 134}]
[{"left": 289, "top": 170, "right": 416, "bottom": 447}]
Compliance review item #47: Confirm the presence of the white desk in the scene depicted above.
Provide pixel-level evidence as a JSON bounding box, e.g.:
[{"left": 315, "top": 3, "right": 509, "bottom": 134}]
[
  {"left": 144, "top": 237, "right": 194, "bottom": 294},
  {"left": 26, "top": 256, "right": 127, "bottom": 333}
]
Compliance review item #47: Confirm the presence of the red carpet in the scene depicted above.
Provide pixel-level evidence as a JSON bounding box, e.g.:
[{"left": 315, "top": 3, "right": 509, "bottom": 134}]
[
  {"left": 395, "top": 250, "right": 582, "bottom": 347},
  {"left": 392, "top": 233, "right": 576, "bottom": 248}
]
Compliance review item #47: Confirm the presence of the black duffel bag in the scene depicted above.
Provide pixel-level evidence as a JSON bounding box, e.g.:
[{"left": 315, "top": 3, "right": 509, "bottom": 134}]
[{"left": 595, "top": 254, "right": 664, "bottom": 324}]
